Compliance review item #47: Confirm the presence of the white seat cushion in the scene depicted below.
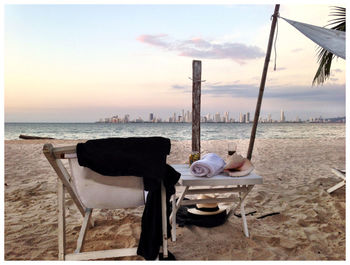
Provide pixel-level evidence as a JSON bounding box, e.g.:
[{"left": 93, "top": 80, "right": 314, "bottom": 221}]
[{"left": 69, "top": 158, "right": 145, "bottom": 209}]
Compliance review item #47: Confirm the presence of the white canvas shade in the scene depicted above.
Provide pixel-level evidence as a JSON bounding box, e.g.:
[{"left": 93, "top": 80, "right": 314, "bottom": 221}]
[{"left": 281, "top": 17, "right": 345, "bottom": 59}]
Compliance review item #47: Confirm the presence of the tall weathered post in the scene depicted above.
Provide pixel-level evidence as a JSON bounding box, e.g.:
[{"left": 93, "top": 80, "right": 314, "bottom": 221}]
[
  {"left": 192, "top": 60, "right": 202, "bottom": 154},
  {"left": 247, "top": 4, "right": 280, "bottom": 160}
]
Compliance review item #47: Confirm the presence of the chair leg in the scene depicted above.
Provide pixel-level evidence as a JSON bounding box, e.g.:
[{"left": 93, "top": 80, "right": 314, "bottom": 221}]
[
  {"left": 75, "top": 208, "right": 93, "bottom": 253},
  {"left": 331, "top": 168, "right": 346, "bottom": 180},
  {"left": 57, "top": 181, "right": 66, "bottom": 260},
  {"left": 328, "top": 168, "right": 346, "bottom": 193},
  {"left": 161, "top": 181, "right": 168, "bottom": 258},
  {"left": 169, "top": 186, "right": 189, "bottom": 242},
  {"left": 327, "top": 180, "right": 346, "bottom": 193},
  {"left": 171, "top": 194, "right": 176, "bottom": 242}
]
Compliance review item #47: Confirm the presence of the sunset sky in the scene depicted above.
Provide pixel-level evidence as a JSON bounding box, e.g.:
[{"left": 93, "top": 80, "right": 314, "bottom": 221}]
[{"left": 4, "top": 2, "right": 346, "bottom": 122}]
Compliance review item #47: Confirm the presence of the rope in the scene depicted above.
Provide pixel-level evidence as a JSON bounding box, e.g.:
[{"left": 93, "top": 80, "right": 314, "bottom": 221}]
[{"left": 188, "top": 77, "right": 206, "bottom": 82}]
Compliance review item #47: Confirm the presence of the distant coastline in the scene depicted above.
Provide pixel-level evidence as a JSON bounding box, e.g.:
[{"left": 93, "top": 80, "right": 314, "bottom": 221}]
[
  {"left": 4, "top": 122, "right": 345, "bottom": 141},
  {"left": 95, "top": 117, "right": 346, "bottom": 124}
]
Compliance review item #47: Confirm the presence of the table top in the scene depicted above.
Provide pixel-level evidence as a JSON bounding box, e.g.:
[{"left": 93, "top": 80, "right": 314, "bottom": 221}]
[{"left": 171, "top": 164, "right": 263, "bottom": 186}]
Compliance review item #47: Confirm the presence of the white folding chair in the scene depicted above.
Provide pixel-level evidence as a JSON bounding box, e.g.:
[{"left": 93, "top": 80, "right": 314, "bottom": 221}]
[{"left": 43, "top": 143, "right": 168, "bottom": 260}]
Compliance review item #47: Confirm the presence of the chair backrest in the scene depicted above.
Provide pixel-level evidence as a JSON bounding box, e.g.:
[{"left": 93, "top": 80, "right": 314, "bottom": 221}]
[{"left": 69, "top": 158, "right": 145, "bottom": 209}]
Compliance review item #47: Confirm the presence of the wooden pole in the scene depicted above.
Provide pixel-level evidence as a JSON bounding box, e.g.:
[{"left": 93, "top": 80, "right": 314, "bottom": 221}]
[
  {"left": 247, "top": 4, "right": 280, "bottom": 160},
  {"left": 192, "top": 60, "right": 202, "bottom": 154}
]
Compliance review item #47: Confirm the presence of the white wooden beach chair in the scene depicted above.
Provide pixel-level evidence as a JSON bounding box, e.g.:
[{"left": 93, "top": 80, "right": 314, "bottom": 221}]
[
  {"left": 170, "top": 164, "right": 263, "bottom": 240},
  {"left": 327, "top": 168, "right": 346, "bottom": 194},
  {"left": 43, "top": 143, "right": 169, "bottom": 260}
]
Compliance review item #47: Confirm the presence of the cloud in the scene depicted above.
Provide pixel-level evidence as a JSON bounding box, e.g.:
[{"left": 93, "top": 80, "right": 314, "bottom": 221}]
[
  {"left": 137, "top": 34, "right": 169, "bottom": 48},
  {"left": 264, "top": 84, "right": 345, "bottom": 102},
  {"left": 332, "top": 68, "right": 343, "bottom": 73},
  {"left": 291, "top": 48, "right": 303, "bottom": 53},
  {"left": 203, "top": 83, "right": 258, "bottom": 97},
  {"left": 270, "top": 67, "right": 287, "bottom": 72},
  {"left": 172, "top": 84, "right": 188, "bottom": 90},
  {"left": 330, "top": 68, "right": 343, "bottom": 77},
  {"left": 138, "top": 34, "right": 265, "bottom": 64},
  {"left": 171, "top": 81, "right": 345, "bottom": 103}
]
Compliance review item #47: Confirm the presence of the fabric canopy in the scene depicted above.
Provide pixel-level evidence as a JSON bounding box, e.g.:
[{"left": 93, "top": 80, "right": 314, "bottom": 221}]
[{"left": 281, "top": 17, "right": 345, "bottom": 59}]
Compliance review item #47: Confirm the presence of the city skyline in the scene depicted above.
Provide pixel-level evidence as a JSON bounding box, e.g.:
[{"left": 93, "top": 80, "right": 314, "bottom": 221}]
[
  {"left": 4, "top": 3, "right": 346, "bottom": 122},
  {"left": 97, "top": 109, "right": 344, "bottom": 124}
]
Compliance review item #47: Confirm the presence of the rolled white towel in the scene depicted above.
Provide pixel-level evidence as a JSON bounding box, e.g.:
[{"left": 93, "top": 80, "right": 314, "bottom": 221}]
[{"left": 190, "top": 153, "right": 226, "bottom": 177}]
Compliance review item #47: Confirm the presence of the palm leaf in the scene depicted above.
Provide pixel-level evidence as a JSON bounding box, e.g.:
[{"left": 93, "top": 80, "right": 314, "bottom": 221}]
[{"left": 312, "top": 6, "right": 345, "bottom": 85}]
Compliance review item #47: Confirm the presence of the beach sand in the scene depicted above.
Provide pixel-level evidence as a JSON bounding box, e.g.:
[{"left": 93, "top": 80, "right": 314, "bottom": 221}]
[{"left": 4, "top": 138, "right": 345, "bottom": 260}]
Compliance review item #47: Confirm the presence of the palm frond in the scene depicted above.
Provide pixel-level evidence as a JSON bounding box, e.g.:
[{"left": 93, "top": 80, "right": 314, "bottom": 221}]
[
  {"left": 312, "top": 48, "right": 335, "bottom": 85},
  {"left": 313, "top": 6, "right": 345, "bottom": 85}
]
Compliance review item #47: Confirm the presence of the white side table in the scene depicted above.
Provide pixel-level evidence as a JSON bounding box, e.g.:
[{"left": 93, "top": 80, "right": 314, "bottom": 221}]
[{"left": 170, "top": 164, "right": 263, "bottom": 240}]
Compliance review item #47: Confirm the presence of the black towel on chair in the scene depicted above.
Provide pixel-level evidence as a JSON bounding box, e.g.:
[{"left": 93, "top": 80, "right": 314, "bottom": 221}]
[
  {"left": 76, "top": 137, "right": 180, "bottom": 260},
  {"left": 76, "top": 137, "right": 170, "bottom": 189}
]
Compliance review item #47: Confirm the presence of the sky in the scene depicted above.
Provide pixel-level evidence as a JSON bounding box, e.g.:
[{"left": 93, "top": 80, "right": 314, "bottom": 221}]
[{"left": 3, "top": 1, "right": 347, "bottom": 122}]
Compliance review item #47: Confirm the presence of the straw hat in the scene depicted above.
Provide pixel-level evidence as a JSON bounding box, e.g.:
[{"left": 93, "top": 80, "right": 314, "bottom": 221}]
[
  {"left": 224, "top": 154, "right": 254, "bottom": 177},
  {"left": 187, "top": 194, "right": 227, "bottom": 216}
]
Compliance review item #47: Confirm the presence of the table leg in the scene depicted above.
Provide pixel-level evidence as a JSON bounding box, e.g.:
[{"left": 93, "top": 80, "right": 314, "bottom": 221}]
[
  {"left": 231, "top": 185, "right": 254, "bottom": 214},
  {"left": 240, "top": 198, "right": 249, "bottom": 237},
  {"left": 232, "top": 185, "right": 253, "bottom": 237}
]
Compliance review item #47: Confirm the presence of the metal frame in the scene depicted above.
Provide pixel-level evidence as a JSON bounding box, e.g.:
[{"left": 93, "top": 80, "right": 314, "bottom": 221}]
[{"left": 43, "top": 143, "right": 168, "bottom": 260}]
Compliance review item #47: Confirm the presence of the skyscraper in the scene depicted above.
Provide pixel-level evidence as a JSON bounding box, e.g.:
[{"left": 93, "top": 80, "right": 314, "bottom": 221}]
[
  {"left": 280, "top": 109, "right": 285, "bottom": 122},
  {"left": 215, "top": 112, "right": 221, "bottom": 122},
  {"left": 206, "top": 113, "right": 212, "bottom": 122},
  {"left": 224, "top": 112, "right": 229, "bottom": 123},
  {"left": 184, "top": 110, "right": 190, "bottom": 122},
  {"left": 149, "top": 113, "right": 154, "bottom": 122}
]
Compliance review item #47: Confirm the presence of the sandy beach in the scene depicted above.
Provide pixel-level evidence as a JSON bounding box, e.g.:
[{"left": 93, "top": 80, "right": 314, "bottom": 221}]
[{"left": 4, "top": 138, "right": 345, "bottom": 260}]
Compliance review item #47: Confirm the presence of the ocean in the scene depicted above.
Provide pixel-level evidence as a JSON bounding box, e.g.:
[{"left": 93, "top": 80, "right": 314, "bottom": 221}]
[{"left": 4, "top": 122, "right": 345, "bottom": 140}]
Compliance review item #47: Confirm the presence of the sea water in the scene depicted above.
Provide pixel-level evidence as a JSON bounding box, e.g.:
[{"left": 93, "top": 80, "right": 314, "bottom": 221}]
[{"left": 4, "top": 122, "right": 345, "bottom": 140}]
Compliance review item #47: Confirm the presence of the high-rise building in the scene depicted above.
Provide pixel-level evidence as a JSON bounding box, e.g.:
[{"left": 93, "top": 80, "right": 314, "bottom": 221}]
[
  {"left": 124, "top": 114, "right": 130, "bottom": 123},
  {"left": 246, "top": 112, "right": 250, "bottom": 123},
  {"left": 239, "top": 113, "right": 243, "bottom": 123},
  {"left": 206, "top": 113, "right": 211, "bottom": 122},
  {"left": 224, "top": 112, "right": 229, "bottom": 123},
  {"left": 136, "top": 117, "right": 143, "bottom": 122},
  {"left": 215, "top": 112, "right": 221, "bottom": 123},
  {"left": 186, "top": 110, "right": 191, "bottom": 122},
  {"left": 280, "top": 109, "right": 285, "bottom": 122},
  {"left": 149, "top": 113, "right": 154, "bottom": 122}
]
